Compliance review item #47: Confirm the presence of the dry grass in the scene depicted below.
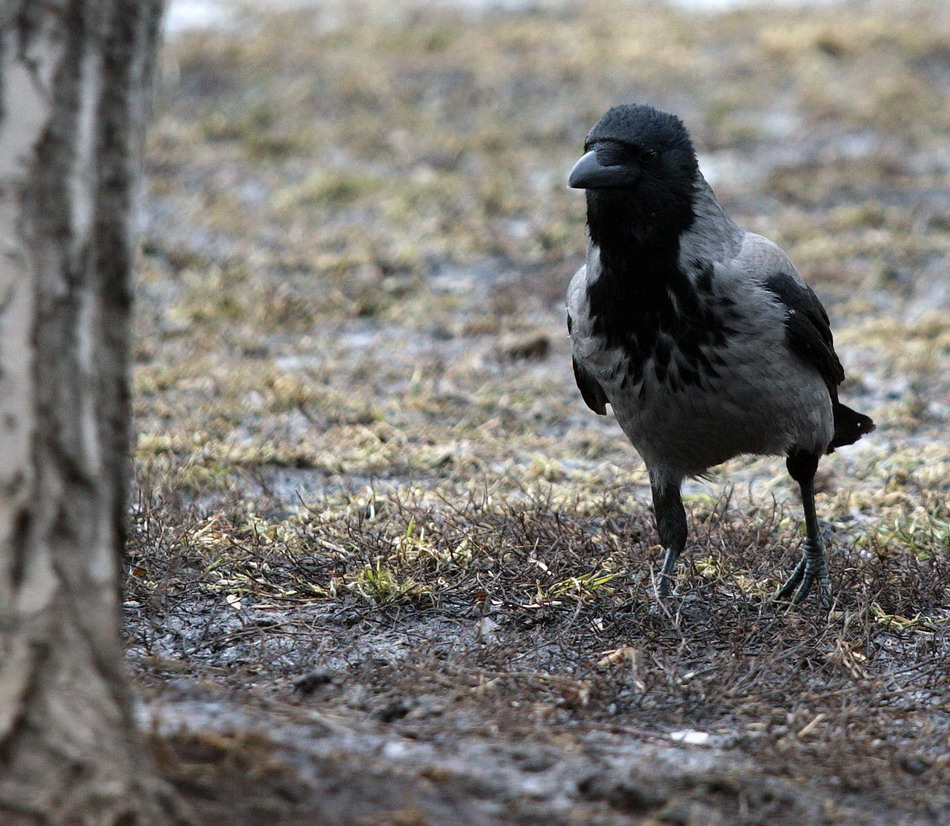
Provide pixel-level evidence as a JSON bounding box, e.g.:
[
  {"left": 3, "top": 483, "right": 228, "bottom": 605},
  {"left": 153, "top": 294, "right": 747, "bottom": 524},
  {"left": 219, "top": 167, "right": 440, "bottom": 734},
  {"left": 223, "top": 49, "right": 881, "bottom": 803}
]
[{"left": 132, "top": 1, "right": 949, "bottom": 822}]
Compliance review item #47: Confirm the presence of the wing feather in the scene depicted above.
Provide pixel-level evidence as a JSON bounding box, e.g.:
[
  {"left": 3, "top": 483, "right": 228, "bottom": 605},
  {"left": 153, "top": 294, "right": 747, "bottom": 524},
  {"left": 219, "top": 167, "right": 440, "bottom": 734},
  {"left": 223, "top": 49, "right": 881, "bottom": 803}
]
[
  {"left": 572, "top": 355, "right": 608, "bottom": 415},
  {"left": 762, "top": 271, "right": 845, "bottom": 399}
]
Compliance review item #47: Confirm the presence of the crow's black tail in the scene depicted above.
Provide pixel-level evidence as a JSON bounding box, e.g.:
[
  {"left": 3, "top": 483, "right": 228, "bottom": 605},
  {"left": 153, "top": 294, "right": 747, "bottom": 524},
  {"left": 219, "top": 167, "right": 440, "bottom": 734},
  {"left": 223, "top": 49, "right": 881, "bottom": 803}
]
[{"left": 828, "top": 401, "right": 875, "bottom": 451}]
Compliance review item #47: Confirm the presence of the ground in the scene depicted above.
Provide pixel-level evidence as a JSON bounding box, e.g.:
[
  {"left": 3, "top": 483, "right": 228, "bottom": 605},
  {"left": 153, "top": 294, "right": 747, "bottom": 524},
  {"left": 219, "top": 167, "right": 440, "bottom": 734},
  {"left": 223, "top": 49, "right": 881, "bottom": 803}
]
[{"left": 130, "top": 1, "right": 949, "bottom": 822}]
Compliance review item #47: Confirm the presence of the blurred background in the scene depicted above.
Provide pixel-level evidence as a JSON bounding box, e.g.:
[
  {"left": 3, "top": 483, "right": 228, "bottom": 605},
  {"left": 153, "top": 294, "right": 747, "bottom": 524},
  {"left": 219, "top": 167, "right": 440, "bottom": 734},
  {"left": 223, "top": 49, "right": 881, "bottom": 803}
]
[{"left": 142, "top": 0, "right": 948, "bottom": 509}]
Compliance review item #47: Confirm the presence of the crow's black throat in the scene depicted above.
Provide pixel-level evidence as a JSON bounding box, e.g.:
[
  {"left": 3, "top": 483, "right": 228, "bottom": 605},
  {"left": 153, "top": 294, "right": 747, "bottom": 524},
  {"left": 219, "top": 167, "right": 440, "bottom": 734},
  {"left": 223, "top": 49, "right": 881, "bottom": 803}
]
[{"left": 586, "top": 213, "right": 735, "bottom": 393}]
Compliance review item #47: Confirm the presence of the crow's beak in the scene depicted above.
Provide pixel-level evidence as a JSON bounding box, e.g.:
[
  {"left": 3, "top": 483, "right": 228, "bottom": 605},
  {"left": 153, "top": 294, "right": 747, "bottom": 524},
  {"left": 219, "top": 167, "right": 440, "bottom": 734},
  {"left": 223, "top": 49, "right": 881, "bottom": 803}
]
[{"left": 568, "top": 150, "right": 639, "bottom": 189}]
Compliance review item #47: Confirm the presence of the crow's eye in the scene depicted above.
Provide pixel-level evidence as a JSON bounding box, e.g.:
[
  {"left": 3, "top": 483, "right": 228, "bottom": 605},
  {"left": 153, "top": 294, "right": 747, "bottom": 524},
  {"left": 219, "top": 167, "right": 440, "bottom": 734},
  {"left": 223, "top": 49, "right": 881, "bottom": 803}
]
[{"left": 640, "top": 148, "right": 659, "bottom": 165}]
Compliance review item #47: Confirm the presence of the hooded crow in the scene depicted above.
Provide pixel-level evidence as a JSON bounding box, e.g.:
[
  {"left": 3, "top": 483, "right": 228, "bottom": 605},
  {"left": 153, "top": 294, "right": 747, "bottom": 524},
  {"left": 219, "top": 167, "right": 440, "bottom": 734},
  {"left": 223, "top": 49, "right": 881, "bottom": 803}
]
[{"left": 566, "top": 104, "right": 874, "bottom": 608}]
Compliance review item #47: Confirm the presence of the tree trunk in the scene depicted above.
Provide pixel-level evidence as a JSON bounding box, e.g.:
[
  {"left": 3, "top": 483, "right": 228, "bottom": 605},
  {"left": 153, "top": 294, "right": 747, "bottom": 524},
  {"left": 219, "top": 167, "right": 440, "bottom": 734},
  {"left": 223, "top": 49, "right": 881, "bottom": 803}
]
[{"left": 0, "top": 2, "right": 188, "bottom": 823}]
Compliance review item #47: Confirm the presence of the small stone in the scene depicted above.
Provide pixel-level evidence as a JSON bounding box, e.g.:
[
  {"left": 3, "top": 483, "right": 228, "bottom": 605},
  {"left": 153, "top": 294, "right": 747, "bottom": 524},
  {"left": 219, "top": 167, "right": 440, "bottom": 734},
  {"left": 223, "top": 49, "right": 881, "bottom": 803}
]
[
  {"left": 897, "top": 755, "right": 931, "bottom": 776},
  {"left": 292, "top": 668, "right": 337, "bottom": 694},
  {"left": 500, "top": 333, "right": 550, "bottom": 360},
  {"left": 374, "top": 697, "right": 412, "bottom": 722}
]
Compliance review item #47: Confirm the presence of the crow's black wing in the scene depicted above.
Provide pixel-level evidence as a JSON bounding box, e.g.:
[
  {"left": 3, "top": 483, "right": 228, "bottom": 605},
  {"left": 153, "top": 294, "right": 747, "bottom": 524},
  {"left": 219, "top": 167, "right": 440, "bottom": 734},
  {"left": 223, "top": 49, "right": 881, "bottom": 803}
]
[
  {"left": 572, "top": 356, "right": 608, "bottom": 415},
  {"left": 568, "top": 308, "right": 608, "bottom": 415},
  {"left": 762, "top": 271, "right": 874, "bottom": 449},
  {"left": 763, "top": 272, "right": 845, "bottom": 399}
]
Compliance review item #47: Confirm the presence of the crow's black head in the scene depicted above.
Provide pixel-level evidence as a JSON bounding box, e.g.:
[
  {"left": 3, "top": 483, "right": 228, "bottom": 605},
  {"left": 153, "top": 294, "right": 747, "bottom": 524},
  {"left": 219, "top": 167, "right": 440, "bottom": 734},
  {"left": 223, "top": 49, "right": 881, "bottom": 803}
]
[{"left": 569, "top": 104, "right": 699, "bottom": 244}]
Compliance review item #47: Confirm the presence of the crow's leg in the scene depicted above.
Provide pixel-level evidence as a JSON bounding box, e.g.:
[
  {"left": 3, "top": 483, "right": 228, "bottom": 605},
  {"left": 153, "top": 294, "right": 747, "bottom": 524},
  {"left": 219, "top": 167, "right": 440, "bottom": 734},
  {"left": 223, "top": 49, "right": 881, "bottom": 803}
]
[
  {"left": 650, "top": 473, "right": 686, "bottom": 601},
  {"left": 777, "top": 450, "right": 831, "bottom": 609}
]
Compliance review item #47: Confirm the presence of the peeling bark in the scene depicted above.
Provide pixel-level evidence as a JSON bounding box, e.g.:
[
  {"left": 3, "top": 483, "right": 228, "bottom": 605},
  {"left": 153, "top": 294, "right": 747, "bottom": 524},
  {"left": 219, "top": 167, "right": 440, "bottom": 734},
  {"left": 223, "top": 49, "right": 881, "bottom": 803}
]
[{"left": 0, "top": 2, "right": 190, "bottom": 823}]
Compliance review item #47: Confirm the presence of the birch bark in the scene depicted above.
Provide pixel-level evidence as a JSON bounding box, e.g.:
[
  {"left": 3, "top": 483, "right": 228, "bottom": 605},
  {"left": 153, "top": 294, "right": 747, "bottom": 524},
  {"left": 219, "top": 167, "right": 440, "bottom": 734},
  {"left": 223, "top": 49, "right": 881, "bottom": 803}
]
[{"left": 0, "top": 2, "right": 189, "bottom": 823}]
